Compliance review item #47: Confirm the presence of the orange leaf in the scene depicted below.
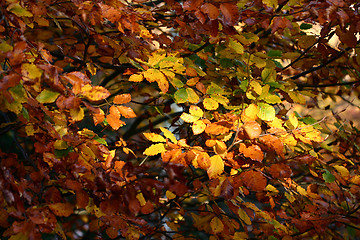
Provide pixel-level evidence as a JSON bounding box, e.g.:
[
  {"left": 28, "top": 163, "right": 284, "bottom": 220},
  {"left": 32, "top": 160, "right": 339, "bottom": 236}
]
[
  {"left": 110, "top": 105, "right": 120, "bottom": 117},
  {"left": 113, "top": 93, "right": 131, "bottom": 104},
  {"left": 240, "top": 170, "right": 267, "bottom": 191},
  {"left": 48, "top": 203, "right": 73, "bottom": 217},
  {"left": 196, "top": 151, "right": 210, "bottom": 169},
  {"left": 107, "top": 114, "right": 124, "bottom": 130},
  {"left": 93, "top": 108, "right": 105, "bottom": 125},
  {"left": 201, "top": 3, "right": 219, "bottom": 20},
  {"left": 116, "top": 105, "right": 136, "bottom": 118},
  {"left": 220, "top": 3, "right": 239, "bottom": 26},
  {"left": 259, "top": 135, "right": 284, "bottom": 158},
  {"left": 243, "top": 121, "right": 262, "bottom": 139},
  {"left": 81, "top": 85, "right": 110, "bottom": 101},
  {"left": 76, "top": 190, "right": 89, "bottom": 209},
  {"left": 239, "top": 143, "right": 264, "bottom": 162},
  {"left": 205, "top": 121, "right": 232, "bottom": 135}
]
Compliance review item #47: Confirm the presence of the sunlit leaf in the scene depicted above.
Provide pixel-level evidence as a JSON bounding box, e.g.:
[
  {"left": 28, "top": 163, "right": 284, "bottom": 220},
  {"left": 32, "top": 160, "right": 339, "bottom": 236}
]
[
  {"left": 207, "top": 155, "right": 224, "bottom": 179},
  {"left": 257, "top": 103, "right": 276, "bottom": 121},
  {"left": 113, "top": 94, "right": 131, "bottom": 104},
  {"left": 203, "top": 97, "right": 219, "bottom": 110},
  {"left": 192, "top": 120, "right": 206, "bottom": 135},
  {"left": 143, "top": 133, "right": 166, "bottom": 142},
  {"left": 36, "top": 89, "right": 60, "bottom": 103},
  {"left": 243, "top": 121, "right": 262, "bottom": 139},
  {"left": 81, "top": 85, "right": 110, "bottom": 101},
  {"left": 160, "top": 127, "right": 177, "bottom": 144},
  {"left": 143, "top": 143, "right": 166, "bottom": 156}
]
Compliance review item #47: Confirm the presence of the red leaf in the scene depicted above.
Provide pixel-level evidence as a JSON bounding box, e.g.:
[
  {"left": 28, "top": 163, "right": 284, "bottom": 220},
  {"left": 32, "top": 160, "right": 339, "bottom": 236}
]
[
  {"left": 220, "top": 3, "right": 239, "bottom": 26},
  {"left": 183, "top": 0, "right": 203, "bottom": 11},
  {"left": 240, "top": 170, "right": 267, "bottom": 191},
  {"left": 201, "top": 3, "right": 219, "bottom": 20}
]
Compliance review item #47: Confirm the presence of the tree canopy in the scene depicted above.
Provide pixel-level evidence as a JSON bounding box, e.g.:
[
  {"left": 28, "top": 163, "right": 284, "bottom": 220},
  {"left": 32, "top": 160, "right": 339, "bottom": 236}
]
[{"left": 1, "top": 0, "right": 360, "bottom": 239}]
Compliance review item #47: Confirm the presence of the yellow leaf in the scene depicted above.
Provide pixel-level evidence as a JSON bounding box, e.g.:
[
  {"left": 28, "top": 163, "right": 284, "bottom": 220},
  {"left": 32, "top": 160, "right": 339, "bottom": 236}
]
[
  {"left": 287, "top": 112, "right": 298, "bottom": 129},
  {"left": 129, "top": 74, "right": 144, "bottom": 82},
  {"left": 207, "top": 155, "right": 224, "bottom": 179},
  {"left": 166, "top": 190, "right": 176, "bottom": 200},
  {"left": 210, "top": 217, "right": 224, "bottom": 234},
  {"left": 180, "top": 113, "right": 199, "bottom": 123},
  {"left": 143, "top": 143, "right": 166, "bottom": 156},
  {"left": 203, "top": 97, "right": 219, "bottom": 110},
  {"left": 143, "top": 133, "right": 166, "bottom": 142},
  {"left": 262, "top": 0, "right": 278, "bottom": 9},
  {"left": 7, "top": 3, "right": 33, "bottom": 17},
  {"left": 81, "top": 85, "right": 110, "bottom": 101},
  {"left": 288, "top": 91, "right": 306, "bottom": 104},
  {"left": 241, "top": 104, "right": 259, "bottom": 122},
  {"left": 189, "top": 105, "right": 203, "bottom": 118},
  {"left": 334, "top": 165, "right": 350, "bottom": 179},
  {"left": 21, "top": 63, "right": 42, "bottom": 80},
  {"left": 70, "top": 107, "right": 84, "bottom": 122},
  {"left": 266, "top": 184, "right": 279, "bottom": 193},
  {"left": 233, "top": 232, "right": 248, "bottom": 240},
  {"left": 297, "top": 185, "right": 307, "bottom": 196},
  {"left": 238, "top": 208, "right": 251, "bottom": 225},
  {"left": 54, "top": 140, "right": 68, "bottom": 150},
  {"left": 192, "top": 120, "right": 206, "bottom": 135},
  {"left": 143, "top": 69, "right": 169, "bottom": 92},
  {"left": 186, "top": 88, "right": 199, "bottom": 103},
  {"left": 136, "top": 192, "right": 146, "bottom": 206},
  {"left": 160, "top": 127, "right": 177, "bottom": 144}
]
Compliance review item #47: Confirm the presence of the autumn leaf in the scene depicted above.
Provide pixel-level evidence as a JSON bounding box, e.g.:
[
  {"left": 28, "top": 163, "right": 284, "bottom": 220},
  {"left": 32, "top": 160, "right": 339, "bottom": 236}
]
[
  {"left": 203, "top": 97, "right": 219, "bottom": 110},
  {"left": 207, "top": 155, "right": 224, "bottom": 179},
  {"left": 239, "top": 143, "right": 264, "bottom": 162},
  {"left": 48, "top": 203, "right": 73, "bottom": 217},
  {"left": 113, "top": 93, "right": 131, "bottom": 104},
  {"left": 210, "top": 217, "right": 224, "bottom": 234},
  {"left": 143, "top": 143, "right": 166, "bottom": 156},
  {"left": 243, "top": 121, "right": 262, "bottom": 139},
  {"left": 107, "top": 114, "right": 125, "bottom": 130},
  {"left": 201, "top": 3, "right": 219, "bottom": 20},
  {"left": 220, "top": 3, "right": 239, "bottom": 26},
  {"left": 143, "top": 133, "right": 166, "bottom": 142},
  {"left": 36, "top": 89, "right": 60, "bottom": 103},
  {"left": 81, "top": 85, "right": 110, "bottom": 101},
  {"left": 192, "top": 120, "right": 206, "bottom": 135},
  {"left": 116, "top": 105, "right": 136, "bottom": 118},
  {"left": 240, "top": 170, "right": 267, "bottom": 191}
]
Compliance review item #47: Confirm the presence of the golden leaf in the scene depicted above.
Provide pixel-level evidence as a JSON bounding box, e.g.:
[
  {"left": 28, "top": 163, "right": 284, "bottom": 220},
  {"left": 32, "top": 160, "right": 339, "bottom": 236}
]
[
  {"left": 143, "top": 133, "right": 166, "bottom": 142},
  {"left": 129, "top": 74, "right": 144, "bottom": 82},
  {"left": 192, "top": 120, "right": 206, "bottom": 135},
  {"left": 143, "top": 143, "right": 166, "bottom": 156},
  {"left": 160, "top": 127, "right": 177, "bottom": 144},
  {"left": 207, "top": 155, "right": 224, "bottom": 179},
  {"left": 203, "top": 97, "right": 219, "bottom": 110},
  {"left": 48, "top": 203, "right": 73, "bottom": 217},
  {"left": 210, "top": 217, "right": 224, "bottom": 234},
  {"left": 116, "top": 105, "right": 136, "bottom": 118},
  {"left": 243, "top": 121, "right": 262, "bottom": 139},
  {"left": 81, "top": 85, "right": 110, "bottom": 101}
]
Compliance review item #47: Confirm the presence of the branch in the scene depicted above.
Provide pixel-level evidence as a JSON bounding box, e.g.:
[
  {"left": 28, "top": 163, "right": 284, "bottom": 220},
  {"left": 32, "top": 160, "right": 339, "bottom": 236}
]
[
  {"left": 297, "top": 80, "right": 360, "bottom": 89},
  {"left": 291, "top": 40, "right": 360, "bottom": 81}
]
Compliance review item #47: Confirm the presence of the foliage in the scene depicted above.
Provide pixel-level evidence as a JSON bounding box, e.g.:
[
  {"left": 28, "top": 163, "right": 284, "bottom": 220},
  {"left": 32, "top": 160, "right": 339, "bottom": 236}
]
[{"left": 0, "top": 0, "right": 360, "bottom": 239}]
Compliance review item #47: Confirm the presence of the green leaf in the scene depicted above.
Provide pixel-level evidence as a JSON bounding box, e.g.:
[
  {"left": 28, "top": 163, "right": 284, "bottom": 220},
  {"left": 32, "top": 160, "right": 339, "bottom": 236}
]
[
  {"left": 94, "top": 136, "right": 108, "bottom": 146},
  {"left": 36, "top": 89, "right": 60, "bottom": 103},
  {"left": 257, "top": 103, "right": 276, "bottom": 121},
  {"left": 8, "top": 3, "right": 33, "bottom": 17},
  {"left": 228, "top": 39, "right": 244, "bottom": 54},
  {"left": 186, "top": 88, "right": 199, "bottom": 104},
  {"left": 261, "top": 68, "right": 276, "bottom": 82},
  {"left": 267, "top": 50, "right": 282, "bottom": 58},
  {"left": 300, "top": 23, "right": 313, "bottom": 30},
  {"left": 174, "top": 88, "right": 187, "bottom": 103},
  {"left": 322, "top": 169, "right": 335, "bottom": 183}
]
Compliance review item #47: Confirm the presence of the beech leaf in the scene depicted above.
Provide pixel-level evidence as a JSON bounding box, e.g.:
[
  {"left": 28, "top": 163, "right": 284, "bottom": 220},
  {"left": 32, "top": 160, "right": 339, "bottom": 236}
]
[{"left": 143, "top": 143, "right": 166, "bottom": 156}]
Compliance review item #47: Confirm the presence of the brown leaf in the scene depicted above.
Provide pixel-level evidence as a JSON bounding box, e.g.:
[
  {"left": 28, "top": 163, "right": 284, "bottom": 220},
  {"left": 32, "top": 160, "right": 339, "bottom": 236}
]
[
  {"left": 259, "top": 135, "right": 284, "bottom": 158},
  {"left": 201, "top": 3, "right": 219, "bottom": 20},
  {"left": 48, "top": 203, "right": 73, "bottom": 217},
  {"left": 268, "top": 163, "right": 292, "bottom": 178},
  {"left": 220, "top": 3, "right": 239, "bottom": 26},
  {"left": 183, "top": 0, "right": 203, "bottom": 11},
  {"left": 240, "top": 170, "right": 267, "bottom": 191}
]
